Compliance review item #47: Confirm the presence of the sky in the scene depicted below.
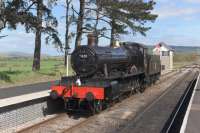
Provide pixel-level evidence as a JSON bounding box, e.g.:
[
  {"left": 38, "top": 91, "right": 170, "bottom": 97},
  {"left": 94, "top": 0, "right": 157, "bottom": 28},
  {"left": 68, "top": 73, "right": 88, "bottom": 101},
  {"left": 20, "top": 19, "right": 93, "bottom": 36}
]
[{"left": 0, "top": 0, "right": 200, "bottom": 56}]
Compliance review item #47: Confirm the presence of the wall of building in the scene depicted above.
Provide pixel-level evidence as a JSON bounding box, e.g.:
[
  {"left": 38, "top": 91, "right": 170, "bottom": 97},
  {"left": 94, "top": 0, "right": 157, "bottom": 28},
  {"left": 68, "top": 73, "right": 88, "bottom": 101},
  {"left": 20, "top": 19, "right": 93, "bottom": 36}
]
[
  {"left": 170, "top": 51, "right": 173, "bottom": 70},
  {"left": 160, "top": 55, "right": 170, "bottom": 71},
  {"left": 153, "top": 45, "right": 174, "bottom": 73}
]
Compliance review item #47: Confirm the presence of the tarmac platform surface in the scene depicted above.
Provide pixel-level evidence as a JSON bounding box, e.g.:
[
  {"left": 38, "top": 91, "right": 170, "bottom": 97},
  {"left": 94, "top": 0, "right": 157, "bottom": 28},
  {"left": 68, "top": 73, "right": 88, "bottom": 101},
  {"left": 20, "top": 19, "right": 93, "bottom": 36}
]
[
  {"left": 0, "top": 81, "right": 54, "bottom": 99},
  {"left": 182, "top": 73, "right": 200, "bottom": 133}
]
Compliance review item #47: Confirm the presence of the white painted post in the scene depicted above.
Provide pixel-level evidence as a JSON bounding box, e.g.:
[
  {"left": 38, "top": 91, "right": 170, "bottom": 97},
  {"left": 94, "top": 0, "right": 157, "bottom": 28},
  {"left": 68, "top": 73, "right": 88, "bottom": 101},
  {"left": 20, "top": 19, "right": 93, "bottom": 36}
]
[
  {"left": 66, "top": 54, "right": 69, "bottom": 76},
  {"left": 170, "top": 51, "right": 173, "bottom": 70}
]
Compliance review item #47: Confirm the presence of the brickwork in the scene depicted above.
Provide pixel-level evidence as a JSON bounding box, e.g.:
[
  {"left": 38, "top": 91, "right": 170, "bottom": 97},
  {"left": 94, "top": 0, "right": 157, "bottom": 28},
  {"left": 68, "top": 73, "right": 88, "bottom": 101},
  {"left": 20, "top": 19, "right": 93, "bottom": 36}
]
[
  {"left": 0, "top": 97, "right": 64, "bottom": 132},
  {"left": 161, "top": 56, "right": 170, "bottom": 71},
  {"left": 0, "top": 101, "right": 47, "bottom": 132}
]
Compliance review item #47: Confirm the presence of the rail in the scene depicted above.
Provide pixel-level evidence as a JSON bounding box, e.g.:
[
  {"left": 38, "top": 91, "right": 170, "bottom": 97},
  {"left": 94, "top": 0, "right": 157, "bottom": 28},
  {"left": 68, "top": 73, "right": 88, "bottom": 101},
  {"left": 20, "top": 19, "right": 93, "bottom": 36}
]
[{"left": 164, "top": 72, "right": 199, "bottom": 132}]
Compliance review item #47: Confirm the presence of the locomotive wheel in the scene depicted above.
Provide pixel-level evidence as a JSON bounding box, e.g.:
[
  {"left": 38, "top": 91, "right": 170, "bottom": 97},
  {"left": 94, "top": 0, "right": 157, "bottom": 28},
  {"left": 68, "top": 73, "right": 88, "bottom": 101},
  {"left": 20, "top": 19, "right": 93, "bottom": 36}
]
[
  {"left": 94, "top": 100, "right": 103, "bottom": 113},
  {"left": 130, "top": 87, "right": 135, "bottom": 96},
  {"left": 50, "top": 91, "right": 58, "bottom": 100},
  {"left": 140, "top": 86, "right": 145, "bottom": 93},
  {"left": 89, "top": 100, "right": 103, "bottom": 114}
]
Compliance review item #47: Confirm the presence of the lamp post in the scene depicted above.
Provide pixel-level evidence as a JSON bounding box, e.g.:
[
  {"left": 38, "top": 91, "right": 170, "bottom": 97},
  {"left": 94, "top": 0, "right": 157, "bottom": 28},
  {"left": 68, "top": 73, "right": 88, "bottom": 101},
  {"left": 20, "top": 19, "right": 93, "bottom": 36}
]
[{"left": 65, "top": 47, "right": 70, "bottom": 76}]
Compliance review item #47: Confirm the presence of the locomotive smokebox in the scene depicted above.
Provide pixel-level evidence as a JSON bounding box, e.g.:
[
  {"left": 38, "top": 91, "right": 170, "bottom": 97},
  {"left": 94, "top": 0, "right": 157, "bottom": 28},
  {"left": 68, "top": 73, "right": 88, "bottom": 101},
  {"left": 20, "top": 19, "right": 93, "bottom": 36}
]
[{"left": 87, "top": 33, "right": 97, "bottom": 47}]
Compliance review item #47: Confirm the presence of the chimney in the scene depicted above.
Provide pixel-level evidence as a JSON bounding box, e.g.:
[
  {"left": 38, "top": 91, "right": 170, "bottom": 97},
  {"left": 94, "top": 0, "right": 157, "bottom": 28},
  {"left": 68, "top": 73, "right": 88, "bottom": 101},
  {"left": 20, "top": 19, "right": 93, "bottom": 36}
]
[
  {"left": 111, "top": 40, "right": 120, "bottom": 48},
  {"left": 87, "top": 33, "right": 97, "bottom": 47}
]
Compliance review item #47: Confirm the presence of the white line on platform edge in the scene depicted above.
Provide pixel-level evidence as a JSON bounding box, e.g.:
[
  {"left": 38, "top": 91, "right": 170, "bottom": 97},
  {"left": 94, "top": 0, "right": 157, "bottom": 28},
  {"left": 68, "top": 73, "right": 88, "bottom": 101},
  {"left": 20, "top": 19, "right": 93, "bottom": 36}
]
[
  {"left": 0, "top": 90, "right": 50, "bottom": 108},
  {"left": 180, "top": 73, "right": 200, "bottom": 133}
]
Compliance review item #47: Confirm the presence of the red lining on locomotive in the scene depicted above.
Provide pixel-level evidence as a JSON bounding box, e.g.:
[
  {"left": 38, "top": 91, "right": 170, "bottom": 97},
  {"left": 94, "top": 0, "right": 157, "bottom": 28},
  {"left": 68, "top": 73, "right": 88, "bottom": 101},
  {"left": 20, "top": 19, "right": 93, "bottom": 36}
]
[
  {"left": 51, "top": 85, "right": 104, "bottom": 100},
  {"left": 51, "top": 85, "right": 66, "bottom": 97}
]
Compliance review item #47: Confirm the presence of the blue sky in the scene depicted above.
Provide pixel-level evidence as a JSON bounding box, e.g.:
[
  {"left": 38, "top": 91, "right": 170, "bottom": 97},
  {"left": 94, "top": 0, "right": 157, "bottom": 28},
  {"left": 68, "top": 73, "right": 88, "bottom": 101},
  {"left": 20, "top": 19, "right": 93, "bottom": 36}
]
[{"left": 0, "top": 0, "right": 200, "bottom": 55}]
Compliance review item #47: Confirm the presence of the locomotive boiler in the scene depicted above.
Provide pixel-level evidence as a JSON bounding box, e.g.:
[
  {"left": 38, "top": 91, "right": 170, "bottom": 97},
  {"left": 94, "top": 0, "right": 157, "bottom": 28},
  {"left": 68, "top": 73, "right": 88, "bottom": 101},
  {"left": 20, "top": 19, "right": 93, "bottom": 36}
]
[
  {"left": 50, "top": 40, "right": 161, "bottom": 113},
  {"left": 71, "top": 42, "right": 145, "bottom": 79}
]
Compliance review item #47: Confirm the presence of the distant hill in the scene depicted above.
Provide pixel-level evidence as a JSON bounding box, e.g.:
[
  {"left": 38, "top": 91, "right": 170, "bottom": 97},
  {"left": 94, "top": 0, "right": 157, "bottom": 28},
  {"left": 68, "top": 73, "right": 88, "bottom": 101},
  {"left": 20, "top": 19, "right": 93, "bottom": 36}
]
[
  {"left": 148, "top": 45, "right": 200, "bottom": 54},
  {"left": 0, "top": 52, "right": 49, "bottom": 58},
  {"left": 0, "top": 45, "right": 199, "bottom": 58},
  {"left": 1, "top": 52, "right": 32, "bottom": 57},
  {"left": 171, "top": 46, "right": 200, "bottom": 54}
]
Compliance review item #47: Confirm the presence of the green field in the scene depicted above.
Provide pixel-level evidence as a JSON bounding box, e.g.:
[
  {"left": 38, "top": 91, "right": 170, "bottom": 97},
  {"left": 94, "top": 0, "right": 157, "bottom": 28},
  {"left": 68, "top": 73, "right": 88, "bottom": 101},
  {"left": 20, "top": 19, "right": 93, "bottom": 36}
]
[
  {"left": 173, "top": 53, "right": 199, "bottom": 69},
  {"left": 0, "top": 57, "right": 73, "bottom": 88}
]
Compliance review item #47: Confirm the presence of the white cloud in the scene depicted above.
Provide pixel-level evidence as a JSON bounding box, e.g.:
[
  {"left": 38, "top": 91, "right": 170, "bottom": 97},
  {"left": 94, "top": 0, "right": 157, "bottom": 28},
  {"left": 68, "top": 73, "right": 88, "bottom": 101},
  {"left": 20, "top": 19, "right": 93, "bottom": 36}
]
[
  {"left": 183, "top": 0, "right": 200, "bottom": 3},
  {"left": 155, "top": 0, "right": 171, "bottom": 3},
  {"left": 0, "top": 28, "right": 64, "bottom": 55},
  {"left": 153, "top": 5, "right": 200, "bottom": 19},
  {"left": 156, "top": 0, "right": 200, "bottom": 3},
  {"left": 153, "top": 0, "right": 200, "bottom": 19}
]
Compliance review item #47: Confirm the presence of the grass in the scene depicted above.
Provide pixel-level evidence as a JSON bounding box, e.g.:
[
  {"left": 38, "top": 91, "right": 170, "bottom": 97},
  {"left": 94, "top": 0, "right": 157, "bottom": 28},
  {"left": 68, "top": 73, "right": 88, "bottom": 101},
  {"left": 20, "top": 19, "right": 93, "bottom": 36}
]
[
  {"left": 173, "top": 53, "right": 199, "bottom": 69},
  {"left": 0, "top": 57, "right": 73, "bottom": 88}
]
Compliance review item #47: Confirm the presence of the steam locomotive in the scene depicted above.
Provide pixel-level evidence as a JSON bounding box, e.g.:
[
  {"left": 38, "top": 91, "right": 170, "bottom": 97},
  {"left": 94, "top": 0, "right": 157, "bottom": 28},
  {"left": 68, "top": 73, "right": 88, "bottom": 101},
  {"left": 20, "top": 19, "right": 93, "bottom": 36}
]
[{"left": 50, "top": 42, "right": 161, "bottom": 113}]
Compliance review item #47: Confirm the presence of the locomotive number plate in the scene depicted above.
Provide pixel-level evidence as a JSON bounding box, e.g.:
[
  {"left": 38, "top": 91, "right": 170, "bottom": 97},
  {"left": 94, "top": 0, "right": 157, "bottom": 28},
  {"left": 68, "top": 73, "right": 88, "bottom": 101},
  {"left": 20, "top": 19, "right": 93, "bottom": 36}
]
[{"left": 79, "top": 54, "right": 88, "bottom": 59}]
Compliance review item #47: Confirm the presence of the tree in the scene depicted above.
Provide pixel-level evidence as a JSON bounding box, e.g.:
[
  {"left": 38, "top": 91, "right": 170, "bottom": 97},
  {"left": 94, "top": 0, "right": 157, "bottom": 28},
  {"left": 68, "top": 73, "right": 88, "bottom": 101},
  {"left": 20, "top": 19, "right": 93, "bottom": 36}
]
[
  {"left": 75, "top": 0, "right": 157, "bottom": 46},
  {"left": 32, "top": 0, "right": 43, "bottom": 71},
  {"left": 87, "top": 0, "right": 104, "bottom": 45},
  {"left": 56, "top": 0, "right": 76, "bottom": 67},
  {"left": 71, "top": 0, "right": 109, "bottom": 46},
  {"left": 32, "top": 0, "right": 62, "bottom": 71},
  {"left": 0, "top": 35, "right": 7, "bottom": 39},
  {"left": 99, "top": 0, "right": 157, "bottom": 45},
  {"left": 0, "top": 0, "right": 5, "bottom": 31},
  {"left": 74, "top": 0, "right": 85, "bottom": 48},
  {"left": 0, "top": 0, "right": 37, "bottom": 31},
  {"left": 0, "top": 0, "right": 62, "bottom": 71},
  {"left": 64, "top": 0, "right": 73, "bottom": 67}
]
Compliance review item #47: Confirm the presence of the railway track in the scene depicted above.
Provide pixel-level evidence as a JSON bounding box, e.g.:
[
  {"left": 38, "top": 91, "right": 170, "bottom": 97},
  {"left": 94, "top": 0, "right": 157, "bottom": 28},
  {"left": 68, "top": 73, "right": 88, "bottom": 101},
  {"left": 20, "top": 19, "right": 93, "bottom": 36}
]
[
  {"left": 163, "top": 71, "right": 198, "bottom": 132},
  {"left": 62, "top": 69, "right": 192, "bottom": 133},
  {"left": 16, "top": 66, "right": 194, "bottom": 133},
  {"left": 118, "top": 69, "right": 199, "bottom": 133},
  {"left": 64, "top": 67, "right": 199, "bottom": 133},
  {"left": 17, "top": 113, "right": 88, "bottom": 133}
]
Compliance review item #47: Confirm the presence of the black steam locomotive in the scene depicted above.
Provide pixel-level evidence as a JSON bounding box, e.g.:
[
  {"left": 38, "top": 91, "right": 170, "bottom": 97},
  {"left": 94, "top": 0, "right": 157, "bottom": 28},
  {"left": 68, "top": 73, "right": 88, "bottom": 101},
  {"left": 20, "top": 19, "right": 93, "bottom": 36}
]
[
  {"left": 51, "top": 42, "right": 161, "bottom": 113},
  {"left": 71, "top": 42, "right": 143, "bottom": 78},
  {"left": 71, "top": 42, "right": 160, "bottom": 81}
]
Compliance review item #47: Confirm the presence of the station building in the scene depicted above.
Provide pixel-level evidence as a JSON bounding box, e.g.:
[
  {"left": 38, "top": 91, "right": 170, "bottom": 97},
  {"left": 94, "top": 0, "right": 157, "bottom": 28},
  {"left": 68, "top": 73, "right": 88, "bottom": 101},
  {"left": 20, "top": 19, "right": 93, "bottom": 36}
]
[{"left": 153, "top": 42, "right": 174, "bottom": 73}]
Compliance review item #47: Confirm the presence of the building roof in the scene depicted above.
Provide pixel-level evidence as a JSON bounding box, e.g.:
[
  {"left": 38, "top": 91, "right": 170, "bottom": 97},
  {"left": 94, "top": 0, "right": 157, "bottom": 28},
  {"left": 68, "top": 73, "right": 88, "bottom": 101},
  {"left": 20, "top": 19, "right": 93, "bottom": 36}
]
[
  {"left": 122, "top": 42, "right": 148, "bottom": 49},
  {"left": 156, "top": 42, "right": 174, "bottom": 51}
]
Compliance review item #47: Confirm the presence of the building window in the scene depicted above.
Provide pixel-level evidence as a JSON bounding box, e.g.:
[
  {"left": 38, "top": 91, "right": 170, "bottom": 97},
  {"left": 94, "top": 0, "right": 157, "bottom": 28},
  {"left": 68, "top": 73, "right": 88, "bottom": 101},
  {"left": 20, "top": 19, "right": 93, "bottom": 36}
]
[
  {"left": 162, "top": 51, "right": 169, "bottom": 56},
  {"left": 162, "top": 65, "right": 165, "bottom": 70}
]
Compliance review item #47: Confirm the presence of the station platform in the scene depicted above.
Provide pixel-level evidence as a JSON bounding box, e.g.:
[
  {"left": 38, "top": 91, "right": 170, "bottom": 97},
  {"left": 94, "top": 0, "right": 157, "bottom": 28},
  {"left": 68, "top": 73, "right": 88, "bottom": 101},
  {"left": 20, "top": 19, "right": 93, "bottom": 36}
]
[
  {"left": 0, "top": 81, "right": 56, "bottom": 108},
  {"left": 181, "top": 73, "right": 200, "bottom": 133},
  {"left": 0, "top": 81, "right": 56, "bottom": 99}
]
